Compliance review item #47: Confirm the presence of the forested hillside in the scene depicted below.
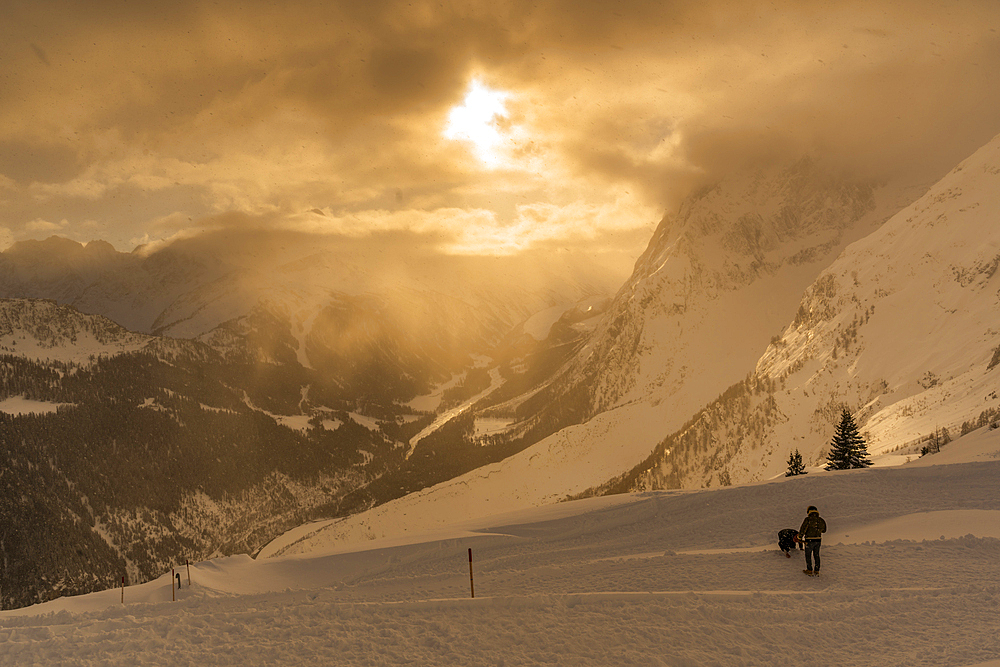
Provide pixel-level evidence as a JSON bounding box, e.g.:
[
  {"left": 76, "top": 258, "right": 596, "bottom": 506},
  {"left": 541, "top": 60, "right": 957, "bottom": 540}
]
[{"left": 0, "top": 349, "right": 404, "bottom": 609}]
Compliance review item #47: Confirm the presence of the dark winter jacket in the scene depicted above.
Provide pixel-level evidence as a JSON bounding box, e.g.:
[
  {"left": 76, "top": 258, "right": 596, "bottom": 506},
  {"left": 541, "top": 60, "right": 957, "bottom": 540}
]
[
  {"left": 777, "top": 528, "right": 799, "bottom": 551},
  {"left": 798, "top": 513, "right": 827, "bottom": 541}
]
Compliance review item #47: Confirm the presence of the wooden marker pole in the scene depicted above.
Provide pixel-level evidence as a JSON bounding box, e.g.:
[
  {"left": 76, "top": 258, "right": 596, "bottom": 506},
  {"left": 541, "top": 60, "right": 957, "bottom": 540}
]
[
  {"left": 121, "top": 576, "right": 125, "bottom": 604},
  {"left": 468, "top": 548, "right": 475, "bottom": 599},
  {"left": 172, "top": 568, "right": 176, "bottom": 601},
  {"left": 186, "top": 559, "right": 191, "bottom": 586}
]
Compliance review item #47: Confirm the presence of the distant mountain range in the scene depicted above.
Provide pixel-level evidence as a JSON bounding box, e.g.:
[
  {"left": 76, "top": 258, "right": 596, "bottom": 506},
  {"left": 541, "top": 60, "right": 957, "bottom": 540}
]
[
  {"left": 0, "top": 231, "right": 625, "bottom": 400},
  {"left": 0, "top": 234, "right": 624, "bottom": 608}
]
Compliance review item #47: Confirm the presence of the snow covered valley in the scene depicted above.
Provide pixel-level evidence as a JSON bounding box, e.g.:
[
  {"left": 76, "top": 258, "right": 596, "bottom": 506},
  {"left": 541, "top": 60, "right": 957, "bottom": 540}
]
[{"left": 2, "top": 428, "right": 999, "bottom": 666}]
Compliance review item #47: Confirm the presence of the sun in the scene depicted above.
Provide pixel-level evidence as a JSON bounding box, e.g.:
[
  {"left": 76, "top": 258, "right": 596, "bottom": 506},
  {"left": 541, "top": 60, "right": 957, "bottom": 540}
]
[{"left": 443, "top": 79, "right": 510, "bottom": 167}]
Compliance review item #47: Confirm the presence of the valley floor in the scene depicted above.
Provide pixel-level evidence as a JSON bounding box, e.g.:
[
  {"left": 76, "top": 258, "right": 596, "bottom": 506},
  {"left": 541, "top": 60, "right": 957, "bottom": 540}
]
[{"left": 3, "top": 431, "right": 1000, "bottom": 666}]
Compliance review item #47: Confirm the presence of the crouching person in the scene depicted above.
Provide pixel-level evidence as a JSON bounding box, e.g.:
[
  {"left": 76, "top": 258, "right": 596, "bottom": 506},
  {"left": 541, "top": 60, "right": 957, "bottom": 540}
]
[{"left": 777, "top": 528, "right": 799, "bottom": 557}]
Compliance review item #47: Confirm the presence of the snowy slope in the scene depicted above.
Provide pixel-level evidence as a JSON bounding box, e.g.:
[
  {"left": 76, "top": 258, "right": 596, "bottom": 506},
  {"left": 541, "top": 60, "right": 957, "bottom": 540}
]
[
  {"left": 3, "top": 432, "right": 999, "bottom": 666},
  {"left": 0, "top": 298, "right": 154, "bottom": 363},
  {"left": 738, "top": 132, "right": 1000, "bottom": 479},
  {"left": 448, "top": 161, "right": 926, "bottom": 514},
  {"left": 263, "top": 400, "right": 670, "bottom": 554},
  {"left": 258, "top": 138, "right": 1000, "bottom": 562},
  {"left": 560, "top": 159, "right": 922, "bottom": 424},
  {"left": 289, "top": 160, "right": 931, "bottom": 546}
]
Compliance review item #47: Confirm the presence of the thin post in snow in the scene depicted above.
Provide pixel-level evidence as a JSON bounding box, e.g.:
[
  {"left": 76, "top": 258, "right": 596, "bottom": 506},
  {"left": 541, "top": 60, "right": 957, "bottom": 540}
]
[
  {"left": 172, "top": 568, "right": 175, "bottom": 601},
  {"left": 186, "top": 559, "right": 191, "bottom": 586},
  {"left": 468, "top": 548, "right": 475, "bottom": 599},
  {"left": 121, "top": 576, "right": 124, "bottom": 604}
]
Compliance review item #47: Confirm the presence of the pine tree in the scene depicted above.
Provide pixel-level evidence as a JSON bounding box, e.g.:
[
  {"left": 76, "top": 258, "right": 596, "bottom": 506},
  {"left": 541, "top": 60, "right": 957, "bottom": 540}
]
[
  {"left": 785, "top": 449, "right": 807, "bottom": 476},
  {"left": 825, "top": 408, "right": 873, "bottom": 470}
]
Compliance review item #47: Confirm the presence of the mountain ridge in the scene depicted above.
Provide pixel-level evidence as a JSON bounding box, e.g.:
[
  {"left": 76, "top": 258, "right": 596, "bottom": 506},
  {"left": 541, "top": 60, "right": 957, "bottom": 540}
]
[
  {"left": 601, "top": 132, "right": 1000, "bottom": 492},
  {"left": 265, "top": 138, "right": 998, "bottom": 546}
]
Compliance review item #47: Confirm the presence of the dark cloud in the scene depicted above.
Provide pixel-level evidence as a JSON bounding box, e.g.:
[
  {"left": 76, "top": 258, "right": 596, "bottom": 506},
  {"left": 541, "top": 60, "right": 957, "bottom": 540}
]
[
  {"left": 1, "top": 0, "right": 999, "bottom": 259},
  {"left": 528, "top": 1, "right": 1000, "bottom": 207},
  {"left": 367, "top": 46, "right": 460, "bottom": 107},
  {"left": 680, "top": 27, "right": 1000, "bottom": 186},
  {"left": 0, "top": 140, "right": 82, "bottom": 184}
]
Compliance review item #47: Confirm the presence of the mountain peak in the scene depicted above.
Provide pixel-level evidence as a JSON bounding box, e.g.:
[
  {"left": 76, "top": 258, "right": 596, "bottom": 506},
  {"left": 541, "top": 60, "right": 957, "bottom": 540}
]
[{"left": 5, "top": 235, "right": 86, "bottom": 257}]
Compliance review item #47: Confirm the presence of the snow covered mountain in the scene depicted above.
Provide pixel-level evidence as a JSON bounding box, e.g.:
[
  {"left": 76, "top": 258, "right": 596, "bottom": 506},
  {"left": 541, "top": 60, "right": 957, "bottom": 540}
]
[
  {"left": 741, "top": 133, "right": 1000, "bottom": 476},
  {"left": 0, "top": 244, "right": 622, "bottom": 609},
  {"left": 532, "top": 158, "right": 923, "bottom": 428},
  {"left": 599, "top": 132, "right": 1000, "bottom": 492},
  {"left": 428, "top": 159, "right": 924, "bottom": 487},
  {"left": 245, "top": 157, "right": 942, "bottom": 545},
  {"left": 0, "top": 293, "right": 592, "bottom": 609},
  {"left": 432, "top": 159, "right": 927, "bottom": 490},
  {"left": 7, "top": 135, "right": 998, "bottom": 613},
  {"left": 268, "top": 134, "right": 1000, "bottom": 544},
  {"left": 0, "top": 298, "right": 154, "bottom": 362},
  {"left": 0, "top": 230, "right": 620, "bottom": 337},
  {"left": 0, "top": 231, "right": 625, "bottom": 408}
]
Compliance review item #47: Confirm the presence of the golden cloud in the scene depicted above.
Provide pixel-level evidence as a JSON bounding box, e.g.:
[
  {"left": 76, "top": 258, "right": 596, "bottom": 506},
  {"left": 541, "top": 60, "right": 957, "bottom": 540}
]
[{"left": 0, "top": 0, "right": 997, "bottom": 259}]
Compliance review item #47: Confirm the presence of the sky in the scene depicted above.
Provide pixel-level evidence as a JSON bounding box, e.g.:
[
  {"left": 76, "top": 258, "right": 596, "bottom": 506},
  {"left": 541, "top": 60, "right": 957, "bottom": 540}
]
[{"left": 2, "top": 0, "right": 1000, "bottom": 266}]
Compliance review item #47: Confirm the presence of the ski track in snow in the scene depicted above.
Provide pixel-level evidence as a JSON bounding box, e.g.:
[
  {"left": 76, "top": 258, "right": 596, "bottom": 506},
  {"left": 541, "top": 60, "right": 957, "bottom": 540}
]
[{"left": 3, "top": 433, "right": 1000, "bottom": 666}]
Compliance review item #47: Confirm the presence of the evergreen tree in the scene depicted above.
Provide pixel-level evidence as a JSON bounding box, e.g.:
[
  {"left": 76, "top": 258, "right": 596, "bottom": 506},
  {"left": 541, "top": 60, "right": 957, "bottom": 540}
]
[
  {"left": 785, "top": 448, "right": 807, "bottom": 476},
  {"left": 825, "top": 408, "right": 873, "bottom": 470}
]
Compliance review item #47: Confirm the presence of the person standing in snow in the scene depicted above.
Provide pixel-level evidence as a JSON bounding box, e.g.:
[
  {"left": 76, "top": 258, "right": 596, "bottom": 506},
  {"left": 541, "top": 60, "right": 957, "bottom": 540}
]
[{"left": 798, "top": 505, "right": 826, "bottom": 576}]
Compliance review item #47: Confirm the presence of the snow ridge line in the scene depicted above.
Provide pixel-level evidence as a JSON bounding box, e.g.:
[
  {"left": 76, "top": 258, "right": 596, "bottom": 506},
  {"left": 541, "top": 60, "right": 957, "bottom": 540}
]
[{"left": 341, "top": 586, "right": 964, "bottom": 608}]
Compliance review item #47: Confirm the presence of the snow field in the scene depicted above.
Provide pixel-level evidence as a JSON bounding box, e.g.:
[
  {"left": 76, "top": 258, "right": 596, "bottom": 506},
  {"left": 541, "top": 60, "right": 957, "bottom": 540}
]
[
  {"left": 3, "top": 433, "right": 1000, "bottom": 666},
  {"left": 0, "top": 395, "right": 69, "bottom": 416},
  {"left": 1, "top": 589, "right": 997, "bottom": 666},
  {"left": 2, "top": 552, "right": 998, "bottom": 666}
]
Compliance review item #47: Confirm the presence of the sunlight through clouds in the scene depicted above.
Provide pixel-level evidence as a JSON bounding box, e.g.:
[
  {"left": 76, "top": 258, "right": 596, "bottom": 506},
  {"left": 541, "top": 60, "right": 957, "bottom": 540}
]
[
  {"left": 1, "top": 1, "right": 998, "bottom": 260},
  {"left": 443, "top": 79, "right": 511, "bottom": 167}
]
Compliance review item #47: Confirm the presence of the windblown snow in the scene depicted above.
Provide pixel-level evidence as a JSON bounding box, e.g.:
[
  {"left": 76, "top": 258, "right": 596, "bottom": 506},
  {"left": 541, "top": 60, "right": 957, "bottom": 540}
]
[{"left": 2, "top": 428, "right": 999, "bottom": 666}]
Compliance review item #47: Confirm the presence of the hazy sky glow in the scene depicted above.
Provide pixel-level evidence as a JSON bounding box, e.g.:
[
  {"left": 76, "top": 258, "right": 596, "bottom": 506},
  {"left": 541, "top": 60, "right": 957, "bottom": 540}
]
[{"left": 2, "top": 0, "right": 999, "bottom": 261}]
